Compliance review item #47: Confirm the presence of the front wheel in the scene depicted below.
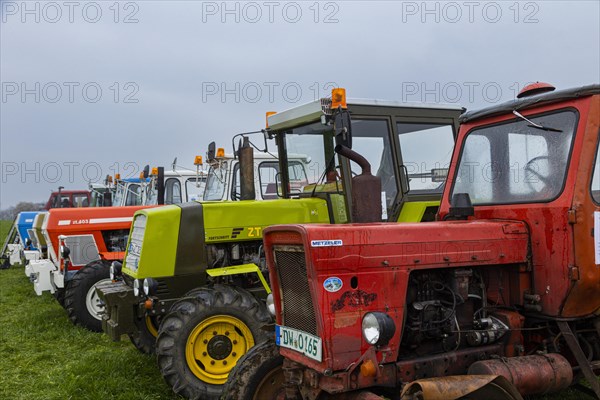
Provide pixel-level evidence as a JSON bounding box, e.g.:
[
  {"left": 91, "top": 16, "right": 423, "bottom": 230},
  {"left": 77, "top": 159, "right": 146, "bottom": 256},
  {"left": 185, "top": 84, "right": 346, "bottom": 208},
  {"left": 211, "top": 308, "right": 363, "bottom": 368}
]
[
  {"left": 64, "top": 260, "right": 112, "bottom": 332},
  {"left": 222, "top": 339, "right": 284, "bottom": 400},
  {"left": 129, "top": 315, "right": 160, "bottom": 354},
  {"left": 156, "top": 284, "right": 271, "bottom": 400}
]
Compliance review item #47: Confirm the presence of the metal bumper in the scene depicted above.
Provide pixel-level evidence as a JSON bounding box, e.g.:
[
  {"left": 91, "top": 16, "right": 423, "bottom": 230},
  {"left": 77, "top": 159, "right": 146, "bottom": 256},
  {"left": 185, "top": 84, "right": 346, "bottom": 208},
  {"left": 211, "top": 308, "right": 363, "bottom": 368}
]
[
  {"left": 96, "top": 280, "right": 138, "bottom": 341},
  {"left": 27, "top": 259, "right": 57, "bottom": 295}
]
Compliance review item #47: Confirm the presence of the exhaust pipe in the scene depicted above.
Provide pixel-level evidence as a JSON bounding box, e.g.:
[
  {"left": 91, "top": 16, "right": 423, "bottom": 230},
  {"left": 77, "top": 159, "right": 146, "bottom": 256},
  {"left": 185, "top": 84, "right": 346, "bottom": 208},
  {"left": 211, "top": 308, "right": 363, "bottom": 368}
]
[
  {"left": 335, "top": 145, "right": 381, "bottom": 223},
  {"left": 157, "top": 167, "right": 165, "bottom": 205},
  {"left": 239, "top": 137, "right": 256, "bottom": 201}
]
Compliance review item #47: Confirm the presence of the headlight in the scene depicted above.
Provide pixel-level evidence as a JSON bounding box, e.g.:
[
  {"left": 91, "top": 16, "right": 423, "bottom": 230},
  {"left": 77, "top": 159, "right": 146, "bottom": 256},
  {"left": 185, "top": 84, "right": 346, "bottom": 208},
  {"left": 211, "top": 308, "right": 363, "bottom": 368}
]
[
  {"left": 143, "top": 278, "right": 158, "bottom": 296},
  {"left": 362, "top": 312, "right": 396, "bottom": 347},
  {"left": 110, "top": 261, "right": 122, "bottom": 280},
  {"left": 266, "top": 293, "right": 276, "bottom": 316},
  {"left": 133, "top": 279, "right": 141, "bottom": 296}
]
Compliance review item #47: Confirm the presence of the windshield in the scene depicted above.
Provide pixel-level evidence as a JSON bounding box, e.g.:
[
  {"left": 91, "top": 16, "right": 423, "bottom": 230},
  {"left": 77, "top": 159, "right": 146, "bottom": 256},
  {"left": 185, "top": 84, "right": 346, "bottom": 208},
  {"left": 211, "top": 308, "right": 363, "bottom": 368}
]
[
  {"left": 204, "top": 162, "right": 228, "bottom": 201},
  {"left": 452, "top": 110, "right": 577, "bottom": 204},
  {"left": 285, "top": 119, "right": 398, "bottom": 213},
  {"left": 186, "top": 177, "right": 206, "bottom": 202}
]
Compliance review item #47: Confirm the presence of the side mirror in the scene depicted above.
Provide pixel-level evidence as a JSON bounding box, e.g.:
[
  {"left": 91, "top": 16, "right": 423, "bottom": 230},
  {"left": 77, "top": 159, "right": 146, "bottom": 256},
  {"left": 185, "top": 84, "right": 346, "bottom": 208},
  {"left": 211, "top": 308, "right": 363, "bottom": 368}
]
[
  {"left": 207, "top": 141, "right": 216, "bottom": 162},
  {"left": 431, "top": 168, "right": 449, "bottom": 183},
  {"left": 142, "top": 165, "right": 150, "bottom": 179},
  {"left": 333, "top": 109, "right": 352, "bottom": 149},
  {"left": 61, "top": 245, "right": 71, "bottom": 259}
]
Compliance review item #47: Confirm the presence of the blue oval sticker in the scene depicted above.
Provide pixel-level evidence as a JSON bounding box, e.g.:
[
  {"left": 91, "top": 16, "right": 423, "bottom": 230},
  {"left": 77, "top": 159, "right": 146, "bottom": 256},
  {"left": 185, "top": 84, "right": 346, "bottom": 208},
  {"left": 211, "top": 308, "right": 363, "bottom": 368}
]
[{"left": 323, "top": 277, "right": 343, "bottom": 293}]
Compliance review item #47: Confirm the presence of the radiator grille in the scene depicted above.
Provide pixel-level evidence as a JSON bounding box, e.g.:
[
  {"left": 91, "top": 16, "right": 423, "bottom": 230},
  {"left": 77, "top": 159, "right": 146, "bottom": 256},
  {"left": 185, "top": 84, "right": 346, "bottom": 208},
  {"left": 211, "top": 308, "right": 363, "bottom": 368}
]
[{"left": 275, "top": 247, "right": 317, "bottom": 335}]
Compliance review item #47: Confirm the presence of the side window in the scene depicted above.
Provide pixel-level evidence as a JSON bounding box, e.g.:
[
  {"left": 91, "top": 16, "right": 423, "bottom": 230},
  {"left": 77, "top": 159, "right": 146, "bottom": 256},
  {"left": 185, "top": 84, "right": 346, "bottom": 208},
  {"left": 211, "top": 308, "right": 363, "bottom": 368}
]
[
  {"left": 259, "top": 162, "right": 279, "bottom": 199},
  {"left": 126, "top": 184, "right": 141, "bottom": 206},
  {"left": 165, "top": 179, "right": 182, "bottom": 204},
  {"left": 230, "top": 163, "right": 241, "bottom": 200},
  {"left": 398, "top": 124, "right": 455, "bottom": 193},
  {"left": 592, "top": 136, "right": 600, "bottom": 203},
  {"left": 454, "top": 135, "right": 492, "bottom": 203},
  {"left": 73, "top": 194, "right": 89, "bottom": 208}
]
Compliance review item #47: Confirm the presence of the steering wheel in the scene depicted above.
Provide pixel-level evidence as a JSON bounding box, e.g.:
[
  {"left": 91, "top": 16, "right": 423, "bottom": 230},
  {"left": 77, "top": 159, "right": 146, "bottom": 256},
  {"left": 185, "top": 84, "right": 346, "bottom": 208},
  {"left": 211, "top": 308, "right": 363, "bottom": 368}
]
[{"left": 524, "top": 156, "right": 553, "bottom": 193}]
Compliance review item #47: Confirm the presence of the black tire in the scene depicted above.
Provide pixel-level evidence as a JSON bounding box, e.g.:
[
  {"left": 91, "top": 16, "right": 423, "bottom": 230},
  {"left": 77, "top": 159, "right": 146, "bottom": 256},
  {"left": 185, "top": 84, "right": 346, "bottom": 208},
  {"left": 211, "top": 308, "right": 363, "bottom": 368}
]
[
  {"left": 129, "top": 315, "right": 159, "bottom": 354},
  {"left": 64, "top": 260, "right": 112, "bottom": 332},
  {"left": 221, "top": 339, "right": 284, "bottom": 400},
  {"left": 157, "top": 284, "right": 271, "bottom": 400},
  {"left": 53, "top": 288, "right": 66, "bottom": 308}
]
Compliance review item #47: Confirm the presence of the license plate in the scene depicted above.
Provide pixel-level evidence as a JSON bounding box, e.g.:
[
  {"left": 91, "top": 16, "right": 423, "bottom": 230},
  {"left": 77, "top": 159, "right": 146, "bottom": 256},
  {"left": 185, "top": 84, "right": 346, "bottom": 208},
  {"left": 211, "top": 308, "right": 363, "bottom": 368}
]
[{"left": 275, "top": 325, "right": 322, "bottom": 362}]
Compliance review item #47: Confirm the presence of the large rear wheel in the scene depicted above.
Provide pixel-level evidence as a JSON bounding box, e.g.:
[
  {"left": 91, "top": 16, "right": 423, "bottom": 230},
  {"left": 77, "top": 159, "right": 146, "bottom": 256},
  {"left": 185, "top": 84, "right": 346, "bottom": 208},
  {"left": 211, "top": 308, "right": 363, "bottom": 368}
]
[
  {"left": 156, "top": 285, "right": 271, "bottom": 400},
  {"left": 64, "top": 260, "right": 111, "bottom": 332},
  {"left": 222, "top": 339, "right": 284, "bottom": 400}
]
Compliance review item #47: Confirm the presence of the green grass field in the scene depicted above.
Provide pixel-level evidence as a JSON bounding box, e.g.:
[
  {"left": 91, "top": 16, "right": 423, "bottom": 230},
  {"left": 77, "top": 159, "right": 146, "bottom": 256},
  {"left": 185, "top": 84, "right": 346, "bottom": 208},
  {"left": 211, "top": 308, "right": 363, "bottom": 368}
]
[
  {"left": 0, "top": 220, "right": 181, "bottom": 400},
  {"left": 0, "top": 220, "right": 592, "bottom": 399}
]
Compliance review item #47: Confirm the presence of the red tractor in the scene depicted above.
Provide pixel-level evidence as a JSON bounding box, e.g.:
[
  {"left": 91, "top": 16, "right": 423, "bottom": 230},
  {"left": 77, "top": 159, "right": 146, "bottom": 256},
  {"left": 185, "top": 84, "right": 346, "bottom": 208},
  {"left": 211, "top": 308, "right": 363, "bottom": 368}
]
[{"left": 224, "top": 83, "right": 600, "bottom": 399}]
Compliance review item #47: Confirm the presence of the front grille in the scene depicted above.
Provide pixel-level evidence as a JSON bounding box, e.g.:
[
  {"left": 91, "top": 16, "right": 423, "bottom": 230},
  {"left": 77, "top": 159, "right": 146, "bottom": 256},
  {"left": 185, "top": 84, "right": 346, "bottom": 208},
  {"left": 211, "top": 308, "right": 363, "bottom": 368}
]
[{"left": 274, "top": 246, "right": 317, "bottom": 335}]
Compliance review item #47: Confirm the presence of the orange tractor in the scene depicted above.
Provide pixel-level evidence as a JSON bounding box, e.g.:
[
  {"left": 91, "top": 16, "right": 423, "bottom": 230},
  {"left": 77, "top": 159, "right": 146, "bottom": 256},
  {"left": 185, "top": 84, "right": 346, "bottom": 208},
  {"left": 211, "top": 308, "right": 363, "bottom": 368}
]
[
  {"left": 224, "top": 83, "right": 600, "bottom": 399},
  {"left": 26, "top": 165, "right": 205, "bottom": 331}
]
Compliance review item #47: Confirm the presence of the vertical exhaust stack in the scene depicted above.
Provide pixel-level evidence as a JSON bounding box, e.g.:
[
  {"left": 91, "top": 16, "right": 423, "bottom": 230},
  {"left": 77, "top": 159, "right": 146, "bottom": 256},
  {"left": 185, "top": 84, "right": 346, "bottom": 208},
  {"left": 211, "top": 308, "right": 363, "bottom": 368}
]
[
  {"left": 239, "top": 137, "right": 256, "bottom": 201},
  {"left": 335, "top": 145, "right": 382, "bottom": 223},
  {"left": 157, "top": 167, "right": 165, "bottom": 205}
]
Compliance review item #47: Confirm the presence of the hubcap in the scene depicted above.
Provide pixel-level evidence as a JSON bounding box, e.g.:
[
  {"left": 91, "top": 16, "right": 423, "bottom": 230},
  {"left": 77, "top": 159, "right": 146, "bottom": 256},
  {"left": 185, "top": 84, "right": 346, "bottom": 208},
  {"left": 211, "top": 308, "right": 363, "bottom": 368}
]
[
  {"left": 185, "top": 315, "right": 254, "bottom": 384},
  {"left": 85, "top": 278, "right": 112, "bottom": 320}
]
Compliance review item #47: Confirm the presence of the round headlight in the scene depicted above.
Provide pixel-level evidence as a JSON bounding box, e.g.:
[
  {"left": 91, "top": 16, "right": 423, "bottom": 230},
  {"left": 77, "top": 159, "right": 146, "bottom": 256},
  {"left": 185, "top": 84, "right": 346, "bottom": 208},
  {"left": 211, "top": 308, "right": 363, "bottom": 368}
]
[
  {"left": 143, "top": 278, "right": 158, "bottom": 296},
  {"left": 362, "top": 313, "right": 381, "bottom": 345},
  {"left": 266, "top": 293, "right": 276, "bottom": 316},
  {"left": 362, "top": 312, "right": 396, "bottom": 347},
  {"left": 133, "top": 279, "right": 141, "bottom": 296}
]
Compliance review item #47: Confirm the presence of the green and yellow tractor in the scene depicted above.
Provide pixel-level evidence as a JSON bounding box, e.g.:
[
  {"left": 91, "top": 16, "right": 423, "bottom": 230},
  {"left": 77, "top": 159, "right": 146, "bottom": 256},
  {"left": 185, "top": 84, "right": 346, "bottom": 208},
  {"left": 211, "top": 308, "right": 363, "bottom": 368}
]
[{"left": 97, "top": 89, "right": 463, "bottom": 399}]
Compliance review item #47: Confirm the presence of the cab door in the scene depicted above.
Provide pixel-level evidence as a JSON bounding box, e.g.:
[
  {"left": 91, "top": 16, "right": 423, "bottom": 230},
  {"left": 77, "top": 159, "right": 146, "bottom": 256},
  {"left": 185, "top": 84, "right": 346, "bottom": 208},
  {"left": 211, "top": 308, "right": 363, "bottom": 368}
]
[{"left": 562, "top": 96, "right": 600, "bottom": 317}]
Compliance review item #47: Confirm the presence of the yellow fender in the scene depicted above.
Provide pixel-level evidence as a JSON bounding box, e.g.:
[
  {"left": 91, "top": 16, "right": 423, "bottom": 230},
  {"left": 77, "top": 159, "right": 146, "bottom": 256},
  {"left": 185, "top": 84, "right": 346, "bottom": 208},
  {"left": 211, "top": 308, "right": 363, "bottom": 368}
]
[{"left": 400, "top": 375, "right": 523, "bottom": 400}]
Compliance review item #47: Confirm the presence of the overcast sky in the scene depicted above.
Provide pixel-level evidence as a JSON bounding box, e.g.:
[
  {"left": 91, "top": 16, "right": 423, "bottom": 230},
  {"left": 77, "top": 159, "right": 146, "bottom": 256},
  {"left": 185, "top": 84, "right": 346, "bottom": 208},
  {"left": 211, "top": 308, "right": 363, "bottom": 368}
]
[{"left": 1, "top": 0, "right": 599, "bottom": 208}]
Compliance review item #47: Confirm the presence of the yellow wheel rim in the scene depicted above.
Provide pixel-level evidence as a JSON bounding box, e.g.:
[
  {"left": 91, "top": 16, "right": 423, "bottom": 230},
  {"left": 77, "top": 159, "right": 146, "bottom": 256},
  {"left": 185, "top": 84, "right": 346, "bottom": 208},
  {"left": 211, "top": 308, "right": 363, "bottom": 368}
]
[
  {"left": 145, "top": 316, "right": 159, "bottom": 338},
  {"left": 185, "top": 315, "right": 254, "bottom": 385}
]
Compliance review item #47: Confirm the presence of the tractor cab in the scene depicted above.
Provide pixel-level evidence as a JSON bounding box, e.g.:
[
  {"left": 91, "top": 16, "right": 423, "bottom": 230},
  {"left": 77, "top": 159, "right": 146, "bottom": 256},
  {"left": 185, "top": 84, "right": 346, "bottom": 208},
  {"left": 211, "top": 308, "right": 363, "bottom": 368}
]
[
  {"left": 246, "top": 84, "right": 600, "bottom": 400},
  {"left": 89, "top": 179, "right": 115, "bottom": 207},
  {"left": 113, "top": 176, "right": 148, "bottom": 207},
  {"left": 44, "top": 189, "right": 91, "bottom": 209},
  {"left": 142, "top": 167, "right": 208, "bottom": 206}
]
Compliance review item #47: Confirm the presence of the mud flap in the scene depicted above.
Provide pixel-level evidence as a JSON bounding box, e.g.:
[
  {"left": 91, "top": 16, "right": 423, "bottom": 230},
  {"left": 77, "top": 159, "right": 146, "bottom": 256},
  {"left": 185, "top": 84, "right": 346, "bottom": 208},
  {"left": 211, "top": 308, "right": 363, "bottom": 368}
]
[{"left": 400, "top": 375, "right": 523, "bottom": 400}]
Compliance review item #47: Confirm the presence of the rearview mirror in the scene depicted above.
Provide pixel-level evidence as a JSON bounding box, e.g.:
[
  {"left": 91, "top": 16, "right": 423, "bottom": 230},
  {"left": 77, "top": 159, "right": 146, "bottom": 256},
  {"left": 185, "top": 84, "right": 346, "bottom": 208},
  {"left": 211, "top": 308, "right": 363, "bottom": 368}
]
[
  {"left": 207, "top": 142, "right": 216, "bottom": 162},
  {"left": 142, "top": 165, "right": 150, "bottom": 179}
]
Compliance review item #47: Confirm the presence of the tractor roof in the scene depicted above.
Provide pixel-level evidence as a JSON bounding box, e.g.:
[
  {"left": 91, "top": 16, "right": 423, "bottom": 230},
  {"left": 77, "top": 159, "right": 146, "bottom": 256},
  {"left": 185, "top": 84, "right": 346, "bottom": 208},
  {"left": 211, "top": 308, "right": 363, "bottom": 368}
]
[
  {"left": 268, "top": 97, "right": 464, "bottom": 132},
  {"left": 460, "top": 84, "right": 600, "bottom": 123}
]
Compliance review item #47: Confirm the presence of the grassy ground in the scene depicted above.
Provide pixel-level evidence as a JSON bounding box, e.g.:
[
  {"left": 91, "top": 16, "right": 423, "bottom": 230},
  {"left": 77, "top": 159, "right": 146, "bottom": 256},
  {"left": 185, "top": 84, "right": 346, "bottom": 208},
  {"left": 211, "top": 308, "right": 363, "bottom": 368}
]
[
  {"left": 0, "top": 220, "right": 181, "bottom": 400},
  {"left": 0, "top": 221, "right": 592, "bottom": 399}
]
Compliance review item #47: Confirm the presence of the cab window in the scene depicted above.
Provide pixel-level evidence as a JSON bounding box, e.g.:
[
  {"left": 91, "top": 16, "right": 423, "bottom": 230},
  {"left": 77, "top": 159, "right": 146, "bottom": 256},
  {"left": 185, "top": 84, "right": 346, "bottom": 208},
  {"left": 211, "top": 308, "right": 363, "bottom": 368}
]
[
  {"left": 125, "top": 184, "right": 142, "bottom": 206},
  {"left": 165, "top": 178, "right": 182, "bottom": 204},
  {"left": 73, "top": 194, "right": 89, "bottom": 207},
  {"left": 397, "top": 123, "right": 455, "bottom": 193},
  {"left": 452, "top": 110, "right": 577, "bottom": 204}
]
